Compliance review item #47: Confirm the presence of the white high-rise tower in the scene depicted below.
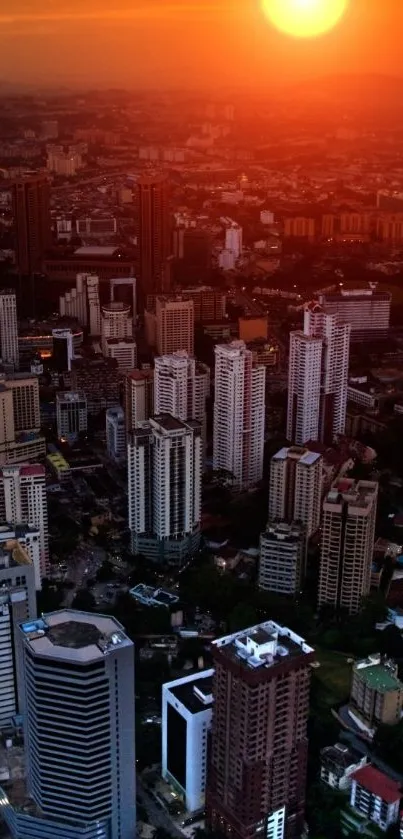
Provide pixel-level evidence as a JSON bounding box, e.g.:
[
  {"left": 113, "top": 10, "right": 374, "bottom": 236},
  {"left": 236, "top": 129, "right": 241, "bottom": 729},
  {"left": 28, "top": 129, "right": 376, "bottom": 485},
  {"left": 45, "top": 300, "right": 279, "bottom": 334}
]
[
  {"left": 287, "top": 302, "right": 351, "bottom": 446},
  {"left": 128, "top": 414, "right": 202, "bottom": 563},
  {"left": 0, "top": 290, "right": 18, "bottom": 369},
  {"left": 154, "top": 351, "right": 209, "bottom": 448},
  {"left": 213, "top": 341, "right": 265, "bottom": 490}
]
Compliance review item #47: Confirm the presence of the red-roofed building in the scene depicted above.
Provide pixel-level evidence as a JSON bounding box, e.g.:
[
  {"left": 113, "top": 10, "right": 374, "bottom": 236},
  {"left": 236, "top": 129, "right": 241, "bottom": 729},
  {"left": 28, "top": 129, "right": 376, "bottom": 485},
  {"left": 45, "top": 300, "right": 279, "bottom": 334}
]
[{"left": 350, "top": 765, "right": 401, "bottom": 831}]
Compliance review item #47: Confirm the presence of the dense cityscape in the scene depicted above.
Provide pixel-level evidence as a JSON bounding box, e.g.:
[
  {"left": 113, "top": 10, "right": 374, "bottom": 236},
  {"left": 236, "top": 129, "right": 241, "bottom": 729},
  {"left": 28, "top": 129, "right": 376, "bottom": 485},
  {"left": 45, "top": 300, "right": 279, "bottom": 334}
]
[{"left": 2, "top": 67, "right": 403, "bottom": 839}]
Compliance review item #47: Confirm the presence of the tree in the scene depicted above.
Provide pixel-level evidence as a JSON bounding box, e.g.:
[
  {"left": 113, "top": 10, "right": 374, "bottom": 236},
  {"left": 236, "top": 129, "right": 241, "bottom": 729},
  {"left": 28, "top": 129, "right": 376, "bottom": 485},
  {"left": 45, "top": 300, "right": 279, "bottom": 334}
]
[
  {"left": 96, "top": 560, "right": 116, "bottom": 583},
  {"left": 373, "top": 719, "right": 403, "bottom": 773},
  {"left": 71, "top": 589, "right": 96, "bottom": 612}
]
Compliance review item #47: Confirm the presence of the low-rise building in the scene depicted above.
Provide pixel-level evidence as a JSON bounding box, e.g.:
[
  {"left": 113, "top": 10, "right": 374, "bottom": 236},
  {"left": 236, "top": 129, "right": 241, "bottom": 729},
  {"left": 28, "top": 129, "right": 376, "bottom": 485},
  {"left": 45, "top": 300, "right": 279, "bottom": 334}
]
[
  {"left": 350, "top": 765, "right": 401, "bottom": 832},
  {"left": 320, "top": 743, "right": 368, "bottom": 791},
  {"left": 349, "top": 654, "right": 403, "bottom": 735}
]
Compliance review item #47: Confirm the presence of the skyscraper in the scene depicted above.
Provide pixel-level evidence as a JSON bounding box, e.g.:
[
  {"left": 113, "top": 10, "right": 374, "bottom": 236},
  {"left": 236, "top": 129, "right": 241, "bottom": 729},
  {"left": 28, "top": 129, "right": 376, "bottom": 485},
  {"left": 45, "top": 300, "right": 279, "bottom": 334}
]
[
  {"left": 206, "top": 621, "right": 314, "bottom": 839},
  {"left": 12, "top": 176, "right": 51, "bottom": 276},
  {"left": 125, "top": 368, "right": 154, "bottom": 432},
  {"left": 0, "top": 537, "right": 36, "bottom": 727},
  {"left": 0, "top": 464, "right": 49, "bottom": 587},
  {"left": 156, "top": 296, "right": 194, "bottom": 356},
  {"left": 1, "top": 609, "right": 136, "bottom": 839},
  {"left": 318, "top": 478, "right": 378, "bottom": 614},
  {"left": 268, "top": 446, "right": 322, "bottom": 539},
  {"left": 287, "top": 302, "right": 351, "bottom": 446},
  {"left": 128, "top": 414, "right": 202, "bottom": 563},
  {"left": 213, "top": 341, "right": 265, "bottom": 490},
  {"left": 154, "top": 351, "right": 210, "bottom": 449},
  {"left": 136, "top": 173, "right": 171, "bottom": 303},
  {"left": 0, "top": 290, "right": 18, "bottom": 369}
]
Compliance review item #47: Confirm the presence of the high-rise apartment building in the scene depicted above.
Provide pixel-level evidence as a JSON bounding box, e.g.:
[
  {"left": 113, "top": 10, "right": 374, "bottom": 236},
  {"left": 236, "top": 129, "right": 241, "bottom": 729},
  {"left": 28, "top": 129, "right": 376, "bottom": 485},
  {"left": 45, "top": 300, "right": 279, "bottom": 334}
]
[
  {"left": 206, "top": 621, "right": 314, "bottom": 839},
  {"left": 0, "top": 374, "right": 44, "bottom": 466},
  {"left": 136, "top": 173, "right": 171, "bottom": 302},
  {"left": 0, "top": 290, "right": 18, "bottom": 369},
  {"left": 318, "top": 289, "right": 391, "bottom": 341},
  {"left": 213, "top": 341, "right": 265, "bottom": 490},
  {"left": 154, "top": 351, "right": 210, "bottom": 448},
  {"left": 268, "top": 446, "right": 322, "bottom": 539},
  {"left": 318, "top": 478, "right": 378, "bottom": 614},
  {"left": 59, "top": 273, "right": 101, "bottom": 336},
  {"left": 101, "top": 301, "right": 132, "bottom": 345},
  {"left": 259, "top": 521, "right": 306, "bottom": 596},
  {"left": 0, "top": 610, "right": 136, "bottom": 839},
  {"left": 0, "top": 464, "right": 49, "bottom": 586},
  {"left": 12, "top": 176, "right": 51, "bottom": 275},
  {"left": 0, "top": 537, "right": 36, "bottom": 727},
  {"left": 287, "top": 302, "right": 351, "bottom": 446},
  {"left": 5, "top": 372, "right": 40, "bottom": 433},
  {"left": 125, "top": 369, "right": 154, "bottom": 432},
  {"left": 156, "top": 296, "right": 194, "bottom": 356},
  {"left": 56, "top": 391, "right": 87, "bottom": 443},
  {"left": 162, "top": 670, "right": 214, "bottom": 814},
  {"left": 71, "top": 357, "right": 120, "bottom": 415},
  {"left": 128, "top": 414, "right": 202, "bottom": 563},
  {"left": 224, "top": 222, "right": 242, "bottom": 259}
]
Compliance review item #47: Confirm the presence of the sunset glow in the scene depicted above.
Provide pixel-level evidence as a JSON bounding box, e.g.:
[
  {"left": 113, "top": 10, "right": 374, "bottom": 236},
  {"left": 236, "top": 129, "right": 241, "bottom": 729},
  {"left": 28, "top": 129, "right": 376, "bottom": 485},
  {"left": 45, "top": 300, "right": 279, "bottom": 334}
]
[{"left": 262, "top": 0, "right": 348, "bottom": 39}]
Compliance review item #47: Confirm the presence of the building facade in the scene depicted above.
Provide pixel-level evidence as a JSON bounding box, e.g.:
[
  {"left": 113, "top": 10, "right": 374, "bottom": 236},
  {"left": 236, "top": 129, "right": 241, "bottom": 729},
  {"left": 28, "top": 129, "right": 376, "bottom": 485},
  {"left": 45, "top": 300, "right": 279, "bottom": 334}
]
[
  {"left": 135, "top": 174, "right": 171, "bottom": 302},
  {"left": 213, "top": 341, "right": 265, "bottom": 490},
  {"left": 56, "top": 392, "right": 87, "bottom": 443},
  {"left": 206, "top": 621, "right": 314, "bottom": 839},
  {"left": 0, "top": 538, "right": 36, "bottom": 727},
  {"left": 106, "top": 406, "right": 126, "bottom": 464},
  {"left": 156, "top": 296, "right": 194, "bottom": 356},
  {"left": 259, "top": 521, "right": 306, "bottom": 596},
  {"left": 318, "top": 289, "right": 391, "bottom": 341},
  {"left": 162, "top": 670, "right": 214, "bottom": 814},
  {"left": 125, "top": 369, "right": 154, "bottom": 432},
  {"left": 348, "top": 654, "right": 403, "bottom": 734},
  {"left": 128, "top": 414, "right": 202, "bottom": 563},
  {"left": 287, "top": 302, "right": 351, "bottom": 446},
  {"left": 12, "top": 176, "right": 51, "bottom": 275},
  {"left": 268, "top": 446, "right": 322, "bottom": 539},
  {"left": 318, "top": 478, "right": 378, "bottom": 614},
  {"left": 154, "top": 351, "right": 209, "bottom": 450},
  {"left": 0, "top": 465, "right": 49, "bottom": 587},
  {"left": 0, "top": 609, "right": 136, "bottom": 839},
  {"left": 0, "top": 290, "right": 18, "bottom": 369}
]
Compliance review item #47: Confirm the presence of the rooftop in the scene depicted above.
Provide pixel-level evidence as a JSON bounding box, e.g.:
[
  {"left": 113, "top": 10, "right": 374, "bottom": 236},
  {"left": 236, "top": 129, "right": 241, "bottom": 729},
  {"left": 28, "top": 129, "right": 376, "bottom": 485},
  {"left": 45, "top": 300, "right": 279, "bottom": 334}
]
[
  {"left": 212, "top": 620, "right": 314, "bottom": 673},
  {"left": 73, "top": 246, "right": 119, "bottom": 257},
  {"left": 262, "top": 520, "right": 305, "bottom": 542},
  {"left": 272, "top": 446, "right": 321, "bottom": 466},
  {"left": 354, "top": 659, "right": 402, "bottom": 692},
  {"left": 321, "top": 743, "right": 365, "bottom": 772},
  {"left": 19, "top": 609, "right": 132, "bottom": 663},
  {"left": 351, "top": 765, "right": 401, "bottom": 804},
  {"left": 168, "top": 671, "right": 214, "bottom": 715},
  {"left": 129, "top": 583, "right": 179, "bottom": 608}
]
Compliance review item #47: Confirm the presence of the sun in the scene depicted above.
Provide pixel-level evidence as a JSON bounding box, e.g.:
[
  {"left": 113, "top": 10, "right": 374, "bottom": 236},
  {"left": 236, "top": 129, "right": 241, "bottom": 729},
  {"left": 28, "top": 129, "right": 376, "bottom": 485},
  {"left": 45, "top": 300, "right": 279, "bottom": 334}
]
[{"left": 262, "top": 0, "right": 348, "bottom": 39}]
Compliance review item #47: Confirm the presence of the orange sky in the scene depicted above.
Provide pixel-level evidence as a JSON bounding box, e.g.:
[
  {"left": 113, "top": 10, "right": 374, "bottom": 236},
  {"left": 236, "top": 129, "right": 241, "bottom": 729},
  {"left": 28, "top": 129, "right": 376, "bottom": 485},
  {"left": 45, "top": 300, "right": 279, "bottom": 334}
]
[{"left": 1, "top": 0, "right": 403, "bottom": 88}]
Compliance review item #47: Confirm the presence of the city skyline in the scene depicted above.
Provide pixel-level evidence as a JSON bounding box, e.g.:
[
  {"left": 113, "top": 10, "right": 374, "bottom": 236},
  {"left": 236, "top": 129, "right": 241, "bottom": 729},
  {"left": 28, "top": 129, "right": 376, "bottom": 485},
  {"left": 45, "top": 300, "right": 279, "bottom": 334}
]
[{"left": 2, "top": 1, "right": 403, "bottom": 88}]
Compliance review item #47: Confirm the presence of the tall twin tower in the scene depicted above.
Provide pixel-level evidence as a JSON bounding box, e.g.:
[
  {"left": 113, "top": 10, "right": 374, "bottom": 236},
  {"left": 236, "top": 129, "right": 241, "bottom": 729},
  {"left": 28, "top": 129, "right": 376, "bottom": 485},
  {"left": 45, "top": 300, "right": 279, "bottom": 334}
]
[{"left": 287, "top": 301, "right": 351, "bottom": 446}]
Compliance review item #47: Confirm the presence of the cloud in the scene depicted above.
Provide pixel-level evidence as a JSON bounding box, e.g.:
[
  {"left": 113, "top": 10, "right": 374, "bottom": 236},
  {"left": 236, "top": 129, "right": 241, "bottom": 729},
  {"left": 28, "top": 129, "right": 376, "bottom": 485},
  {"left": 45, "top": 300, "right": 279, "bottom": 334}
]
[{"left": 0, "top": 3, "right": 226, "bottom": 26}]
